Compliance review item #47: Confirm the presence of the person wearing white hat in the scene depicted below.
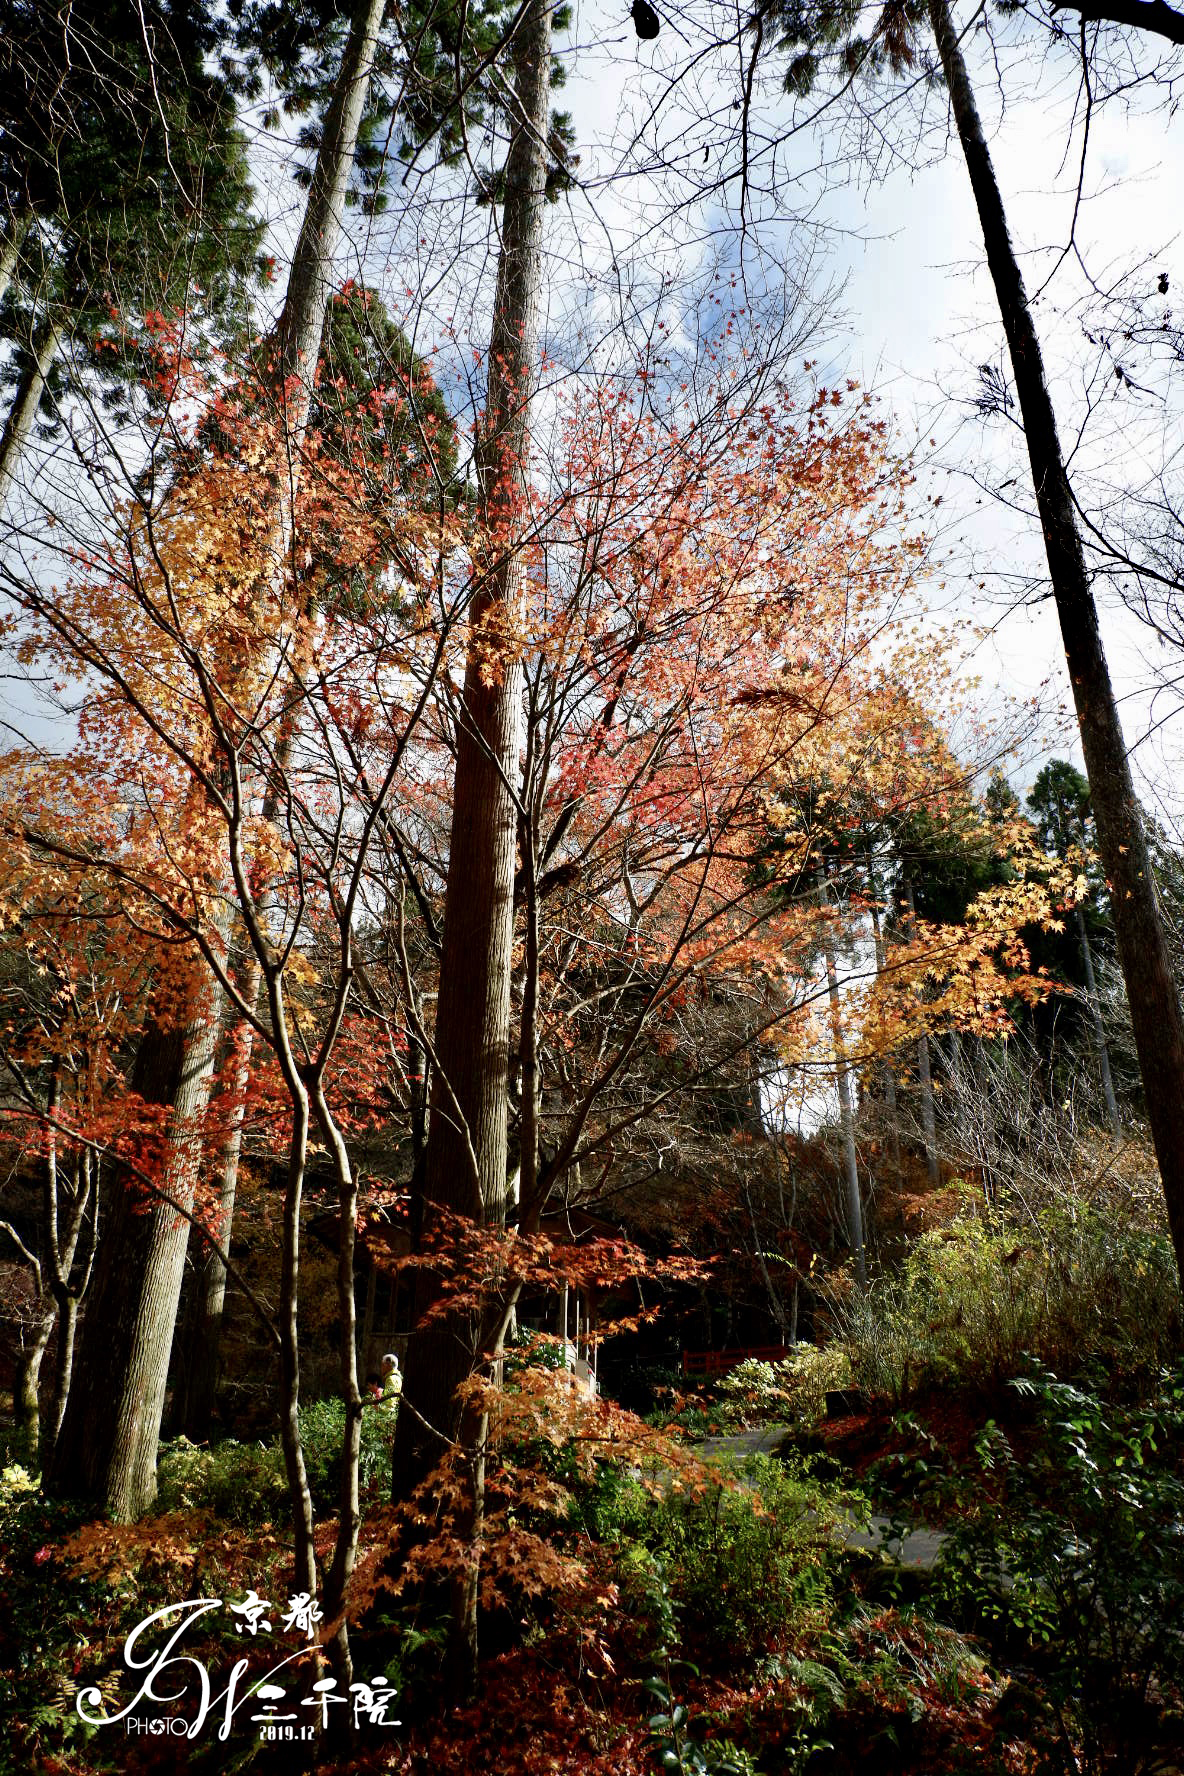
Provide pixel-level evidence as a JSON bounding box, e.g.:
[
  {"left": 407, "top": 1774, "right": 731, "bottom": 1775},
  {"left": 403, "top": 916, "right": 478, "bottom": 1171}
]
[{"left": 379, "top": 1352, "right": 402, "bottom": 1413}]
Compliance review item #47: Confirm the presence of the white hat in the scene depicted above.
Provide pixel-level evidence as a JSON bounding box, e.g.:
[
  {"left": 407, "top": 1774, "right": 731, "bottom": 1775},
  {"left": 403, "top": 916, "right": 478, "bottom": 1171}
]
[{"left": 381, "top": 1352, "right": 399, "bottom": 1369}]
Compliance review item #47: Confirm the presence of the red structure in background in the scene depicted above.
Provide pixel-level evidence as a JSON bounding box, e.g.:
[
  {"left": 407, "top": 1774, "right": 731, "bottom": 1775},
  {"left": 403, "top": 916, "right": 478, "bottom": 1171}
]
[{"left": 681, "top": 1344, "right": 791, "bottom": 1378}]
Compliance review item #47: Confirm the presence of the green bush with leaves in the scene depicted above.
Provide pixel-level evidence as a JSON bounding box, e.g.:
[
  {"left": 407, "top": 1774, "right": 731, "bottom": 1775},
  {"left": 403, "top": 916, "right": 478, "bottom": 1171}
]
[
  {"left": 0, "top": 1466, "right": 107, "bottom": 1771},
  {"left": 838, "top": 1204, "right": 1179, "bottom": 1402},
  {"left": 296, "top": 1394, "right": 394, "bottom": 1504},
  {"left": 156, "top": 1434, "right": 289, "bottom": 1524},
  {"left": 156, "top": 1396, "right": 395, "bottom": 1524},
  {"left": 598, "top": 1455, "right": 849, "bottom": 1662},
  {"left": 931, "top": 1367, "right": 1184, "bottom": 1774},
  {"left": 714, "top": 1346, "right": 851, "bottom": 1431}
]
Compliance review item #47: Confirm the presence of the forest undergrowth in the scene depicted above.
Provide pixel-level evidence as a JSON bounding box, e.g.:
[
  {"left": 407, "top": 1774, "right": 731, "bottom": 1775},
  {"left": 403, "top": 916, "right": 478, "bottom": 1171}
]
[{"left": 4, "top": 1163, "right": 1182, "bottom": 1776}]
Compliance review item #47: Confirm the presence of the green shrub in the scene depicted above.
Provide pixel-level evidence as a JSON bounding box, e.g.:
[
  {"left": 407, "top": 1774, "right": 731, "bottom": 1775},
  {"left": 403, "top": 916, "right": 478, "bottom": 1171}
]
[
  {"left": 156, "top": 1434, "right": 288, "bottom": 1524},
  {"left": 602, "top": 1455, "right": 849, "bottom": 1662},
  {"left": 156, "top": 1396, "right": 394, "bottom": 1524},
  {"left": 708, "top": 1347, "right": 850, "bottom": 1431},
  {"left": 653, "top": 1347, "right": 850, "bottom": 1440},
  {"left": 0, "top": 1468, "right": 105, "bottom": 1770},
  {"left": 838, "top": 1204, "right": 1179, "bottom": 1401},
  {"left": 297, "top": 1394, "right": 394, "bottom": 1506},
  {"left": 713, "top": 1358, "right": 794, "bottom": 1429},
  {"left": 775, "top": 1344, "right": 851, "bottom": 1427},
  {"left": 931, "top": 1367, "right": 1184, "bottom": 1774}
]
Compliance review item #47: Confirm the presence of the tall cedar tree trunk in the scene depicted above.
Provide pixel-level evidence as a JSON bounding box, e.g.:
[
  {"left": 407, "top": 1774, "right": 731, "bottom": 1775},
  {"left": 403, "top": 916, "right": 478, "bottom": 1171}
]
[
  {"left": 50, "top": 0, "right": 389, "bottom": 1521},
  {"left": 0, "top": 209, "right": 30, "bottom": 309},
  {"left": 392, "top": 0, "right": 553, "bottom": 1693},
  {"left": 927, "top": 0, "right": 1184, "bottom": 1282},
  {"left": 179, "top": 0, "right": 390, "bottom": 1444}
]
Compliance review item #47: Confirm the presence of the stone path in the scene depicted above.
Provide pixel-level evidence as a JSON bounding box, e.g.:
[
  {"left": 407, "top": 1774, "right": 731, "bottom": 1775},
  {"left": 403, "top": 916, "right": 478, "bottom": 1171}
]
[{"left": 694, "top": 1423, "right": 948, "bottom": 1572}]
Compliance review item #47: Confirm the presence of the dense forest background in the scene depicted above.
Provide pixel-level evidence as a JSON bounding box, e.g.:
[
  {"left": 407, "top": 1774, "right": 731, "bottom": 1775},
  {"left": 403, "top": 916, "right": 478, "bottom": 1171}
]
[{"left": 2, "top": 2, "right": 1184, "bottom": 1772}]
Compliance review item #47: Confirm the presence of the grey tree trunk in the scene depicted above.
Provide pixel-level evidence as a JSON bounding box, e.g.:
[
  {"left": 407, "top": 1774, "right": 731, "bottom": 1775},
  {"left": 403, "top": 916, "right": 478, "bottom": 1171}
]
[
  {"left": 50, "top": 996, "right": 223, "bottom": 1519},
  {"left": 7, "top": 1084, "right": 97, "bottom": 1469},
  {"left": 13, "top": 1313, "right": 54, "bottom": 1459},
  {"left": 916, "top": 1028, "right": 940, "bottom": 1187},
  {"left": 903, "top": 878, "right": 941, "bottom": 1189},
  {"left": 41, "top": 1136, "right": 98, "bottom": 1472},
  {"left": 393, "top": 0, "right": 554, "bottom": 1695},
  {"left": 867, "top": 865, "right": 902, "bottom": 1168},
  {"left": 45, "top": 1294, "right": 80, "bottom": 1469},
  {"left": 0, "top": 209, "right": 30, "bottom": 310},
  {"left": 176, "top": 0, "right": 389, "bottom": 1452},
  {"left": 312, "top": 1075, "right": 365, "bottom": 1692},
  {"left": 177, "top": 969, "right": 257, "bottom": 1441},
  {"left": 0, "top": 319, "right": 57, "bottom": 499},
  {"left": 50, "top": 0, "right": 390, "bottom": 1523},
  {"left": 1075, "top": 903, "right": 1121, "bottom": 1140},
  {"left": 745, "top": 1183, "right": 790, "bottom": 1338},
  {"left": 927, "top": 0, "right": 1184, "bottom": 1282},
  {"left": 823, "top": 911, "right": 866, "bottom": 1287},
  {"left": 273, "top": 0, "right": 387, "bottom": 410}
]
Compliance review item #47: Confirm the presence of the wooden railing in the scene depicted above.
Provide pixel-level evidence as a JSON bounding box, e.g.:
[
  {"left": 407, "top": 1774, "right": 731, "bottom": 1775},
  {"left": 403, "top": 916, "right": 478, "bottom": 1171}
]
[{"left": 681, "top": 1344, "right": 790, "bottom": 1378}]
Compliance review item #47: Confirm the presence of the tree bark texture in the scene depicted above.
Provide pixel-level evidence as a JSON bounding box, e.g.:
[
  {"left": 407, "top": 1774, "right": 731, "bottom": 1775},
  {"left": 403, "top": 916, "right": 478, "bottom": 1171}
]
[
  {"left": 273, "top": 0, "right": 387, "bottom": 415},
  {"left": 40, "top": 1128, "right": 97, "bottom": 1472},
  {"left": 50, "top": 995, "right": 221, "bottom": 1518},
  {"left": 1075, "top": 903, "right": 1121, "bottom": 1139},
  {"left": 396, "top": 0, "right": 554, "bottom": 1503},
  {"left": 13, "top": 1312, "right": 53, "bottom": 1458},
  {"left": 0, "top": 207, "right": 30, "bottom": 311},
  {"left": 177, "top": 969, "right": 257, "bottom": 1441},
  {"left": 50, "top": 0, "right": 392, "bottom": 1520},
  {"left": 823, "top": 913, "right": 866, "bottom": 1286},
  {"left": 0, "top": 318, "right": 56, "bottom": 500},
  {"left": 928, "top": 0, "right": 1184, "bottom": 1283}
]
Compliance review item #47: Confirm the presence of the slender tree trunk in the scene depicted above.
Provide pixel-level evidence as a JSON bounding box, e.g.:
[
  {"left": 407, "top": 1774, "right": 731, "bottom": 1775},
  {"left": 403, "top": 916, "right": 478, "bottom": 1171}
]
[
  {"left": 49, "top": 0, "right": 389, "bottom": 1520},
  {"left": 867, "top": 865, "right": 902, "bottom": 1168},
  {"left": 42, "top": 1135, "right": 98, "bottom": 1472},
  {"left": 275, "top": 1074, "right": 318, "bottom": 1598},
  {"left": 746, "top": 1183, "right": 789, "bottom": 1338},
  {"left": 519, "top": 811, "right": 542, "bottom": 1216},
  {"left": 902, "top": 878, "right": 941, "bottom": 1189},
  {"left": 0, "top": 318, "right": 57, "bottom": 499},
  {"left": 46, "top": 1295, "right": 79, "bottom": 1469},
  {"left": 178, "top": 970, "right": 256, "bottom": 1440},
  {"left": 393, "top": 0, "right": 554, "bottom": 1619},
  {"left": 315, "top": 1081, "right": 364, "bottom": 1693},
  {"left": 50, "top": 994, "right": 223, "bottom": 1518},
  {"left": 916, "top": 1028, "right": 940, "bottom": 1186},
  {"left": 1075, "top": 903, "right": 1121, "bottom": 1139},
  {"left": 0, "top": 208, "right": 30, "bottom": 310},
  {"left": 13, "top": 1314, "right": 53, "bottom": 1458},
  {"left": 823, "top": 911, "right": 866, "bottom": 1286},
  {"left": 927, "top": 0, "right": 1184, "bottom": 1284}
]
